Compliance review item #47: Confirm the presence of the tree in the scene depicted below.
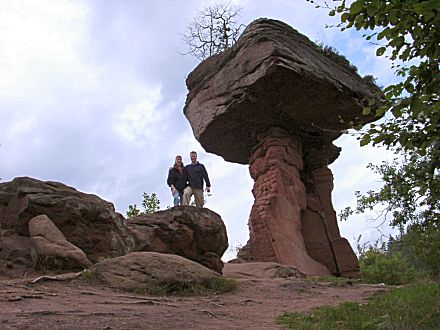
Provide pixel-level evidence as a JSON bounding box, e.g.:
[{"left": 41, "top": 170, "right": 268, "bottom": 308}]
[
  {"left": 181, "top": 2, "right": 245, "bottom": 61},
  {"left": 309, "top": 0, "right": 439, "bottom": 230},
  {"left": 126, "top": 192, "right": 160, "bottom": 218}
]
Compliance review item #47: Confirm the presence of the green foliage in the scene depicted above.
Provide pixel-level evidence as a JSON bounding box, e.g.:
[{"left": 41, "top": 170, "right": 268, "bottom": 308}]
[
  {"left": 346, "top": 158, "right": 439, "bottom": 228},
  {"left": 389, "top": 222, "right": 440, "bottom": 278},
  {"left": 277, "top": 283, "right": 440, "bottom": 330},
  {"left": 126, "top": 192, "right": 160, "bottom": 218},
  {"left": 310, "top": 0, "right": 439, "bottom": 230},
  {"left": 356, "top": 238, "right": 423, "bottom": 285},
  {"left": 315, "top": 41, "right": 359, "bottom": 73}
]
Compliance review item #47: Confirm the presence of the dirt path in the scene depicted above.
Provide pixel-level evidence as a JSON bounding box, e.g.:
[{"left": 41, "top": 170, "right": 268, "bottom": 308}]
[{"left": 0, "top": 264, "right": 388, "bottom": 330}]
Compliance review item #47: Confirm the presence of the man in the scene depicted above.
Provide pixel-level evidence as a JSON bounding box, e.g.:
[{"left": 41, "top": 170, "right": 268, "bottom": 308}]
[{"left": 182, "top": 151, "right": 211, "bottom": 207}]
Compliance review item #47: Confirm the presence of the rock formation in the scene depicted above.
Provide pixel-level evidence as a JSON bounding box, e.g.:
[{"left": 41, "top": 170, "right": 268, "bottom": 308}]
[
  {"left": 0, "top": 177, "right": 229, "bottom": 276},
  {"left": 184, "top": 19, "right": 382, "bottom": 276},
  {"left": 29, "top": 214, "right": 93, "bottom": 270},
  {"left": 91, "top": 252, "right": 220, "bottom": 292},
  {"left": 127, "top": 206, "right": 228, "bottom": 274},
  {"left": 0, "top": 177, "right": 134, "bottom": 264}
]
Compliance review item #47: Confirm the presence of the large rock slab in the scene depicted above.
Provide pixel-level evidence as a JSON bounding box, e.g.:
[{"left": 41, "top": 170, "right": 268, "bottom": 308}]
[
  {"left": 91, "top": 252, "right": 220, "bottom": 292},
  {"left": 224, "top": 262, "right": 305, "bottom": 279},
  {"left": 127, "top": 206, "right": 228, "bottom": 273},
  {"left": 0, "top": 177, "right": 135, "bottom": 263},
  {"left": 29, "top": 214, "right": 92, "bottom": 270},
  {"left": 184, "top": 18, "right": 382, "bottom": 164}
]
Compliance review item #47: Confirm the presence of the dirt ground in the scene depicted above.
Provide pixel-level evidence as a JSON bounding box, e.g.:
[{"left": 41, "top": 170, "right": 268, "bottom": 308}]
[{"left": 0, "top": 263, "right": 389, "bottom": 330}]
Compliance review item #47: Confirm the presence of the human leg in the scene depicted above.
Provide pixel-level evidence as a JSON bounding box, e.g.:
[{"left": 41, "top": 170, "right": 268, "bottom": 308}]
[
  {"left": 172, "top": 189, "right": 180, "bottom": 206},
  {"left": 193, "top": 189, "right": 204, "bottom": 207},
  {"left": 182, "top": 186, "right": 193, "bottom": 205}
]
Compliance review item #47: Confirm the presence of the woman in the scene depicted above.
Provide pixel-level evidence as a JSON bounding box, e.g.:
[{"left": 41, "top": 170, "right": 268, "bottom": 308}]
[{"left": 166, "top": 155, "right": 188, "bottom": 206}]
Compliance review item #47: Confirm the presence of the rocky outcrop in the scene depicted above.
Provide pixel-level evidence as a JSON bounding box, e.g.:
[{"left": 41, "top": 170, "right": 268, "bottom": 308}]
[
  {"left": 0, "top": 229, "right": 32, "bottom": 276},
  {"left": 127, "top": 206, "right": 228, "bottom": 274},
  {"left": 29, "top": 214, "right": 92, "bottom": 270},
  {"left": 0, "top": 177, "right": 135, "bottom": 263},
  {"left": 0, "top": 177, "right": 230, "bottom": 276},
  {"left": 184, "top": 18, "right": 382, "bottom": 277},
  {"left": 91, "top": 252, "right": 220, "bottom": 292}
]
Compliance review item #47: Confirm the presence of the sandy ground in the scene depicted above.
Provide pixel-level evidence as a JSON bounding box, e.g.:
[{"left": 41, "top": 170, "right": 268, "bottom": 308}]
[{"left": 0, "top": 264, "right": 389, "bottom": 330}]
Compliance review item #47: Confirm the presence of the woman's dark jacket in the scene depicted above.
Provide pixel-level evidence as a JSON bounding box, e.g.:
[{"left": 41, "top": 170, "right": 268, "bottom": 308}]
[{"left": 167, "top": 166, "right": 188, "bottom": 192}]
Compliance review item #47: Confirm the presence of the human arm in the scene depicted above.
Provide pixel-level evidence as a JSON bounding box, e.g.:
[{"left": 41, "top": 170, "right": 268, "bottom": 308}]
[{"left": 201, "top": 165, "right": 211, "bottom": 191}]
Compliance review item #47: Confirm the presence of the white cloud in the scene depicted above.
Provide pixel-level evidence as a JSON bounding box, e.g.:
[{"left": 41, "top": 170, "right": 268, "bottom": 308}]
[
  {"left": 113, "top": 86, "right": 162, "bottom": 142},
  {"left": 0, "top": 0, "right": 88, "bottom": 99},
  {"left": 0, "top": 0, "right": 403, "bottom": 262}
]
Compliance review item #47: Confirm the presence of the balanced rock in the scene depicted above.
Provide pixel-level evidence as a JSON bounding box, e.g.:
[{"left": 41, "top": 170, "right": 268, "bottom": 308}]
[
  {"left": 0, "top": 177, "right": 135, "bottom": 263},
  {"left": 184, "top": 19, "right": 382, "bottom": 277},
  {"left": 127, "top": 206, "right": 228, "bottom": 273},
  {"left": 91, "top": 252, "right": 220, "bottom": 292},
  {"left": 29, "top": 214, "right": 92, "bottom": 270}
]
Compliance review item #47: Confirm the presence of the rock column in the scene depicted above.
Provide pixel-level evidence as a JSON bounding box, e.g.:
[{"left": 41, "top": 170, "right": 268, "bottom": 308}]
[
  {"left": 301, "top": 147, "right": 360, "bottom": 277},
  {"left": 239, "top": 129, "right": 330, "bottom": 275}
]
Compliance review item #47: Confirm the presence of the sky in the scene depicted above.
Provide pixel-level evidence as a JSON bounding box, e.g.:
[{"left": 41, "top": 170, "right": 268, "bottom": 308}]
[{"left": 0, "top": 0, "right": 398, "bottom": 260}]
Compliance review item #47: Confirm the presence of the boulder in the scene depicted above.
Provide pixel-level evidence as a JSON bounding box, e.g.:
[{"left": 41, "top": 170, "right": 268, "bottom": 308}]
[
  {"left": 0, "top": 177, "right": 135, "bottom": 263},
  {"left": 224, "top": 262, "right": 305, "bottom": 279},
  {"left": 91, "top": 252, "right": 220, "bottom": 292},
  {"left": 127, "top": 206, "right": 228, "bottom": 273},
  {"left": 29, "top": 214, "right": 92, "bottom": 270}
]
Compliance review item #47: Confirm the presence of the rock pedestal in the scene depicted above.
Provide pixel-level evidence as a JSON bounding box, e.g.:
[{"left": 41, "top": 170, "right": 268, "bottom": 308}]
[
  {"left": 184, "top": 18, "right": 383, "bottom": 277},
  {"left": 239, "top": 130, "right": 329, "bottom": 275}
]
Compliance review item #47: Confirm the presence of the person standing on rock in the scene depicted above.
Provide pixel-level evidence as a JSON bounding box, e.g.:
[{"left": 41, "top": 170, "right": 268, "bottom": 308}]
[
  {"left": 182, "top": 151, "right": 211, "bottom": 207},
  {"left": 167, "top": 155, "right": 188, "bottom": 206}
]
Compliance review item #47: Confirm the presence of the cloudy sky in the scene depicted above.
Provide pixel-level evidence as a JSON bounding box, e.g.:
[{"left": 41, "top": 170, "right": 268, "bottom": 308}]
[{"left": 0, "top": 0, "right": 397, "bottom": 260}]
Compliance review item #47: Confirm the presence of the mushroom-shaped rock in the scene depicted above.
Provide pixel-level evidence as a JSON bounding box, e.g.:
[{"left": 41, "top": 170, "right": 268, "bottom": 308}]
[
  {"left": 184, "top": 18, "right": 382, "bottom": 164},
  {"left": 184, "top": 19, "right": 381, "bottom": 277}
]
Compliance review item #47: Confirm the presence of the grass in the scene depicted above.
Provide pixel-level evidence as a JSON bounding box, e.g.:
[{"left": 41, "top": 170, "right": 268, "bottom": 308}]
[
  {"left": 134, "top": 277, "right": 238, "bottom": 296},
  {"left": 80, "top": 269, "right": 238, "bottom": 296},
  {"left": 277, "top": 282, "right": 440, "bottom": 330}
]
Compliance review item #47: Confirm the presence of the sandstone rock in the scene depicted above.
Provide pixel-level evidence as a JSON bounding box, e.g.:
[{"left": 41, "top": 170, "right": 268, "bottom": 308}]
[
  {"left": 127, "top": 206, "right": 228, "bottom": 273},
  {"left": 184, "top": 18, "right": 382, "bottom": 164},
  {"left": 91, "top": 252, "right": 220, "bottom": 292},
  {"left": 29, "top": 214, "right": 92, "bottom": 270},
  {"left": 223, "top": 262, "right": 305, "bottom": 279},
  {"left": 183, "top": 18, "right": 374, "bottom": 277},
  {"left": 238, "top": 131, "right": 330, "bottom": 276},
  {"left": 0, "top": 229, "right": 32, "bottom": 276},
  {"left": 0, "top": 177, "right": 135, "bottom": 263}
]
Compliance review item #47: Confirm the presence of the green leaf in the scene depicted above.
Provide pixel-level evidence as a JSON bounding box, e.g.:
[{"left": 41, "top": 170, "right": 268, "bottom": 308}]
[
  {"left": 376, "top": 47, "right": 386, "bottom": 56},
  {"left": 349, "top": 1, "right": 365, "bottom": 15},
  {"left": 329, "top": 9, "right": 336, "bottom": 17},
  {"left": 363, "top": 107, "right": 372, "bottom": 115},
  {"left": 360, "top": 134, "right": 371, "bottom": 146},
  {"left": 376, "top": 106, "right": 387, "bottom": 117},
  {"left": 366, "top": 5, "right": 379, "bottom": 16}
]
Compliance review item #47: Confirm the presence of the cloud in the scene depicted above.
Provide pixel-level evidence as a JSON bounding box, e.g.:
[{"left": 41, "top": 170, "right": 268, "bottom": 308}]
[{"left": 0, "top": 0, "right": 401, "bottom": 261}]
